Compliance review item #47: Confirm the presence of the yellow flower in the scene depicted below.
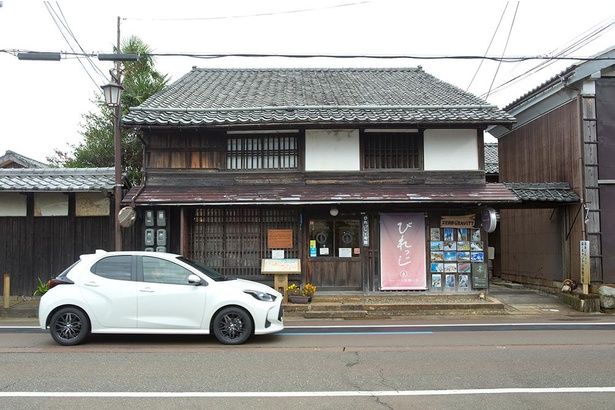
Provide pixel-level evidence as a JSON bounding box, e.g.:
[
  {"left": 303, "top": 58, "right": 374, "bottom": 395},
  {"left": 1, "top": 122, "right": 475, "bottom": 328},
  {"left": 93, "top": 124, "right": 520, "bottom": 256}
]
[{"left": 302, "top": 283, "right": 317, "bottom": 297}]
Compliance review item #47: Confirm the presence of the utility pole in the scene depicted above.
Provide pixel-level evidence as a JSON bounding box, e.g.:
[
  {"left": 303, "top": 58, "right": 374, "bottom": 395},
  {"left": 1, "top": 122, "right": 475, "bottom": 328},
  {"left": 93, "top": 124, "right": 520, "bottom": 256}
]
[{"left": 113, "top": 16, "right": 122, "bottom": 251}]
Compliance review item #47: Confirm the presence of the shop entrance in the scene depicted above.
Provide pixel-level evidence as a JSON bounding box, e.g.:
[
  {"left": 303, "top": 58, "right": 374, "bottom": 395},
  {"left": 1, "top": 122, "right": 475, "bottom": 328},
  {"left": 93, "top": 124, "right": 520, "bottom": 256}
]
[{"left": 307, "top": 219, "right": 362, "bottom": 290}]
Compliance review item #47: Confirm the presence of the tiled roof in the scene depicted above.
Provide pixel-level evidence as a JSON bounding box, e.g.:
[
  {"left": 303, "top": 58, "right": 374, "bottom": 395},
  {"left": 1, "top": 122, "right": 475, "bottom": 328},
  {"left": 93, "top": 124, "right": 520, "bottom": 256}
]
[
  {"left": 124, "top": 68, "right": 515, "bottom": 127},
  {"left": 123, "top": 183, "right": 519, "bottom": 205},
  {"left": 484, "top": 143, "right": 498, "bottom": 174},
  {"left": 0, "top": 167, "right": 115, "bottom": 192},
  {"left": 0, "top": 150, "right": 48, "bottom": 169},
  {"left": 503, "top": 182, "right": 580, "bottom": 203}
]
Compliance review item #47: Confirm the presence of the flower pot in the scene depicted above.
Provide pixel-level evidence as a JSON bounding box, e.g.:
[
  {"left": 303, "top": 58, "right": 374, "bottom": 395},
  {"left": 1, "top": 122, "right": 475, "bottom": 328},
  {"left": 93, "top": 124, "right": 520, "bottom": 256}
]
[{"left": 288, "top": 295, "right": 311, "bottom": 304}]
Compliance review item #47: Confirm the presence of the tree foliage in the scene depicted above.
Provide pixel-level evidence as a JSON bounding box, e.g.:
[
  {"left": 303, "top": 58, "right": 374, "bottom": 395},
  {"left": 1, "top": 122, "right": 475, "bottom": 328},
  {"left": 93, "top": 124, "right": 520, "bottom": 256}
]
[{"left": 47, "top": 36, "right": 169, "bottom": 185}]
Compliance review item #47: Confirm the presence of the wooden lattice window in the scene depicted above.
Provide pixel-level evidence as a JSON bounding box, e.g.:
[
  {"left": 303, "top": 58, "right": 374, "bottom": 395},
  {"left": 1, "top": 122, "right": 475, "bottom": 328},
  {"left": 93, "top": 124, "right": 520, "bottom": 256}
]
[
  {"left": 186, "top": 207, "right": 299, "bottom": 277},
  {"left": 362, "top": 131, "right": 422, "bottom": 169},
  {"left": 226, "top": 133, "right": 298, "bottom": 170}
]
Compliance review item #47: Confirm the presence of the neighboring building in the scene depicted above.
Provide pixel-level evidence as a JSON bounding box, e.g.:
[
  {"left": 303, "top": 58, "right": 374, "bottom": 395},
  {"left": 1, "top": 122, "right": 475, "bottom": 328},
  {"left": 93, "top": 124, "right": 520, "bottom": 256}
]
[
  {"left": 490, "top": 46, "right": 615, "bottom": 290},
  {"left": 0, "top": 150, "right": 47, "bottom": 169},
  {"left": 121, "top": 67, "right": 576, "bottom": 294},
  {"left": 0, "top": 166, "right": 123, "bottom": 295}
]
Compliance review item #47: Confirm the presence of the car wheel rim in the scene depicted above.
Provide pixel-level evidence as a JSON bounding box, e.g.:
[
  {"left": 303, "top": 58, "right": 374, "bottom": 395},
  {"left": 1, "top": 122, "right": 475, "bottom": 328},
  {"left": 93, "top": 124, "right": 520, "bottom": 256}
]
[
  {"left": 219, "top": 313, "right": 245, "bottom": 341},
  {"left": 55, "top": 312, "right": 83, "bottom": 341}
]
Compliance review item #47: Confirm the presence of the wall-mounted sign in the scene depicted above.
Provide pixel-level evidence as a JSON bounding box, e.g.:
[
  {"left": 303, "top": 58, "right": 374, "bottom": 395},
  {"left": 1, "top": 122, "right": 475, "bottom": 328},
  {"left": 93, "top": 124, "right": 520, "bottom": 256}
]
[
  {"left": 440, "top": 214, "right": 476, "bottom": 228},
  {"left": 362, "top": 215, "right": 369, "bottom": 246},
  {"left": 268, "top": 229, "right": 293, "bottom": 249}
]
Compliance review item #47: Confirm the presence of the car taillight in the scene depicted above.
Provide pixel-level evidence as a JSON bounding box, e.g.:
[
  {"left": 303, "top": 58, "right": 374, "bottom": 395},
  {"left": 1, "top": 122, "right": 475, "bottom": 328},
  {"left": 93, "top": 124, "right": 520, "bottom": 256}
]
[{"left": 47, "top": 277, "right": 74, "bottom": 290}]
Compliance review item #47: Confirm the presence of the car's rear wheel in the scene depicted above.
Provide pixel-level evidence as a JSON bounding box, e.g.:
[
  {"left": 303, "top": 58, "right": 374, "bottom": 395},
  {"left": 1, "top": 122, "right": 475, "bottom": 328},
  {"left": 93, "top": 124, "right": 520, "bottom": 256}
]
[
  {"left": 49, "top": 307, "right": 90, "bottom": 346},
  {"left": 212, "top": 307, "right": 253, "bottom": 345}
]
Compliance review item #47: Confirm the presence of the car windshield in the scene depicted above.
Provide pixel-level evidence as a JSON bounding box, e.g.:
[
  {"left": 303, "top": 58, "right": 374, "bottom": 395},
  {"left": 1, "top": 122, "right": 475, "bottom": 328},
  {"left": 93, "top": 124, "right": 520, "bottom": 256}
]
[{"left": 177, "top": 257, "right": 234, "bottom": 282}]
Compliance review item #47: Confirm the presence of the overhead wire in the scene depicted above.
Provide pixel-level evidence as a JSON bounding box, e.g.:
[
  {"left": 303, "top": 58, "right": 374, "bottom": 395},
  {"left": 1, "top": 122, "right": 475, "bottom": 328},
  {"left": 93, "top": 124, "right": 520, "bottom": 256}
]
[
  {"left": 466, "top": 1, "right": 509, "bottom": 92},
  {"left": 43, "top": 2, "right": 105, "bottom": 91},
  {"left": 485, "top": 1, "right": 519, "bottom": 100},
  {"left": 483, "top": 16, "right": 615, "bottom": 100}
]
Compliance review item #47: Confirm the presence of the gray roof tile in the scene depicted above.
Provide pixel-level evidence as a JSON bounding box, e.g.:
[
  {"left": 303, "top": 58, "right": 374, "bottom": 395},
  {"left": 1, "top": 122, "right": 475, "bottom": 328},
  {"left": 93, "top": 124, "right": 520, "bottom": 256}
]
[
  {"left": 124, "top": 68, "right": 516, "bottom": 127},
  {"left": 484, "top": 143, "right": 498, "bottom": 174},
  {"left": 503, "top": 182, "right": 580, "bottom": 203},
  {"left": 0, "top": 167, "right": 115, "bottom": 192}
]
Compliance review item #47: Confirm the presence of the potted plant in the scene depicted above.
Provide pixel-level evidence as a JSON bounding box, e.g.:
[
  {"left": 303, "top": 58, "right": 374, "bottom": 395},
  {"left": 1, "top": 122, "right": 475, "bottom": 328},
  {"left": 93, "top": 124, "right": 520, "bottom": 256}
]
[{"left": 286, "top": 283, "right": 316, "bottom": 304}]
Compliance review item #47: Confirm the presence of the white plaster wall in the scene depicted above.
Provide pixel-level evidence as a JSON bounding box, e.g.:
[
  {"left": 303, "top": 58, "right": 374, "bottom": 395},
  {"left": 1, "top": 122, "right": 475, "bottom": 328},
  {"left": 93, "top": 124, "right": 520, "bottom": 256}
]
[
  {"left": 0, "top": 193, "right": 27, "bottom": 216},
  {"left": 34, "top": 193, "right": 68, "bottom": 216},
  {"left": 305, "top": 129, "right": 360, "bottom": 171},
  {"left": 424, "top": 129, "right": 479, "bottom": 170}
]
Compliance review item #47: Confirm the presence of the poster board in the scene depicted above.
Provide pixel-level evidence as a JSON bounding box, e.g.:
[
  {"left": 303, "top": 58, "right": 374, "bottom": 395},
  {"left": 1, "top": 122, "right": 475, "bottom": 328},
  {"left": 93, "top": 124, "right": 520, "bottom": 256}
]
[{"left": 261, "top": 258, "right": 301, "bottom": 274}]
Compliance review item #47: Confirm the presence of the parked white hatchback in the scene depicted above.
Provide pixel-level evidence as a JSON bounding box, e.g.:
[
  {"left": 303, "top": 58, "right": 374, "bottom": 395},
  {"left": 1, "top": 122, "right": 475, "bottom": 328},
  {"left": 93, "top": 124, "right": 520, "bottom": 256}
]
[{"left": 39, "top": 250, "right": 284, "bottom": 345}]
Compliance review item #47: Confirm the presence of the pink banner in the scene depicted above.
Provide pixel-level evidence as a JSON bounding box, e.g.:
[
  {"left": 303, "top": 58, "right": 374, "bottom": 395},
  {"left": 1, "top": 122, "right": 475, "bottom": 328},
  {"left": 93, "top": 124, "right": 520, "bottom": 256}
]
[{"left": 380, "top": 213, "right": 426, "bottom": 290}]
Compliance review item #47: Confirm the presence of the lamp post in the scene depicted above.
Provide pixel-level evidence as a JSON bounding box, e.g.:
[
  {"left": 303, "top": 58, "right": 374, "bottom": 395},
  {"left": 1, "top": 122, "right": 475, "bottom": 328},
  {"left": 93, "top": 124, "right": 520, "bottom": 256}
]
[
  {"left": 98, "top": 16, "right": 139, "bottom": 250},
  {"left": 100, "top": 80, "right": 124, "bottom": 250}
]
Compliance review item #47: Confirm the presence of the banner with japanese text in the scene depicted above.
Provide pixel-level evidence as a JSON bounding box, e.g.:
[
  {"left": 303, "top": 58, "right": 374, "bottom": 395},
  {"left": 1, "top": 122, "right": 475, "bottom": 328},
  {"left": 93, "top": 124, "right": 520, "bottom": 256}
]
[{"left": 380, "top": 213, "right": 426, "bottom": 290}]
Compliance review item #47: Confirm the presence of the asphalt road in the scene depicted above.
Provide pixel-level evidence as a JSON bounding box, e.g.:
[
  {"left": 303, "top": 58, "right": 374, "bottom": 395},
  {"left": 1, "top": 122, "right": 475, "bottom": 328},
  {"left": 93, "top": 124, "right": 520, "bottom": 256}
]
[{"left": 2, "top": 320, "right": 615, "bottom": 409}]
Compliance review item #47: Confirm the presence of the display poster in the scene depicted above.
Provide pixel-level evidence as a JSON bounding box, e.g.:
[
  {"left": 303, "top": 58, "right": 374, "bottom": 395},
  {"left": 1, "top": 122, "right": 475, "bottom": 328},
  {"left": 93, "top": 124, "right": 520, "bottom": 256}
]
[{"left": 380, "top": 213, "right": 426, "bottom": 290}]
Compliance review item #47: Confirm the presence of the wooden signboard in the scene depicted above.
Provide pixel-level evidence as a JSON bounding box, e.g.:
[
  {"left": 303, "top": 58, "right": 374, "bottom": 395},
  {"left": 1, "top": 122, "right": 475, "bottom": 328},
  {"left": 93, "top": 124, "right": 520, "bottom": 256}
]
[
  {"left": 261, "top": 258, "right": 301, "bottom": 302},
  {"left": 268, "top": 229, "right": 293, "bottom": 249}
]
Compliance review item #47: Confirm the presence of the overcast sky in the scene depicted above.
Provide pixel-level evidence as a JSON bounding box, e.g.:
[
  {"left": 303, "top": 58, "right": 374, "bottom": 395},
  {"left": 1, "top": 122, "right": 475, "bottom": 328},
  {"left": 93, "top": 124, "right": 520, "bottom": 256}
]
[{"left": 1, "top": 0, "right": 614, "bottom": 163}]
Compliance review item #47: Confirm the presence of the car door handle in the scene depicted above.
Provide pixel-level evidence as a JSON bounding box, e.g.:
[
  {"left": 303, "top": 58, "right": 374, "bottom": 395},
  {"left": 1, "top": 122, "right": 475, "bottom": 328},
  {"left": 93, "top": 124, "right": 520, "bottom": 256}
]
[
  {"left": 83, "top": 282, "right": 99, "bottom": 287},
  {"left": 139, "top": 288, "right": 155, "bottom": 293}
]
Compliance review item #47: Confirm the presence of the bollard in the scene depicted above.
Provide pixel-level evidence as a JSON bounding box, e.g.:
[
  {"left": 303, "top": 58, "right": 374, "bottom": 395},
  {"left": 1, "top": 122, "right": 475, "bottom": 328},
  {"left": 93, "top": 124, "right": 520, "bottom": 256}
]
[{"left": 3, "top": 274, "right": 9, "bottom": 309}]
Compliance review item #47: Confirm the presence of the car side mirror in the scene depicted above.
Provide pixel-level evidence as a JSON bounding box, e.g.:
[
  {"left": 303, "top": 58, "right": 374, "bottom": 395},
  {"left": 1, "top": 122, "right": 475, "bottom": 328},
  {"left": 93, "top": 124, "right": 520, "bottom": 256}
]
[{"left": 187, "top": 274, "right": 204, "bottom": 286}]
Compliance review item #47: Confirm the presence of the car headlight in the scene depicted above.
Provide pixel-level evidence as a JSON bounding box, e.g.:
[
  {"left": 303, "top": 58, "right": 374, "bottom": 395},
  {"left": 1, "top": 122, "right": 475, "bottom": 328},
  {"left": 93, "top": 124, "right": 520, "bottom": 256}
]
[{"left": 244, "top": 290, "right": 276, "bottom": 302}]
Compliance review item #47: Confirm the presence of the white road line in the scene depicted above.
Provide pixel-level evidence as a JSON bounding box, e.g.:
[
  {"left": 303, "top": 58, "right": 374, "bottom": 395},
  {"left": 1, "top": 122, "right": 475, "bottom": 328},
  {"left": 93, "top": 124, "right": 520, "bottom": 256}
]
[
  {"left": 1, "top": 387, "right": 615, "bottom": 398},
  {"left": 285, "top": 322, "right": 615, "bottom": 329}
]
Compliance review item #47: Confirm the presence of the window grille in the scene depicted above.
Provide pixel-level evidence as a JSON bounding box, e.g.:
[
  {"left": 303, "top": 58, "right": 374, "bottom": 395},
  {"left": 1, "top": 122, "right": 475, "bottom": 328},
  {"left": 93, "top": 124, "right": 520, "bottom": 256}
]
[
  {"left": 226, "top": 135, "right": 298, "bottom": 170},
  {"left": 363, "top": 132, "right": 421, "bottom": 169},
  {"left": 186, "top": 207, "right": 299, "bottom": 277}
]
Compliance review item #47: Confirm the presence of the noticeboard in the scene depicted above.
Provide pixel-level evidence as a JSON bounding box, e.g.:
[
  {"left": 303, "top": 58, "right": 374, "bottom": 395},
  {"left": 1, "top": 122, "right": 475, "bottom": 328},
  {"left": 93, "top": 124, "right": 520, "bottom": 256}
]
[
  {"left": 267, "top": 229, "right": 293, "bottom": 249},
  {"left": 261, "top": 258, "right": 301, "bottom": 274},
  {"left": 472, "top": 262, "right": 488, "bottom": 289}
]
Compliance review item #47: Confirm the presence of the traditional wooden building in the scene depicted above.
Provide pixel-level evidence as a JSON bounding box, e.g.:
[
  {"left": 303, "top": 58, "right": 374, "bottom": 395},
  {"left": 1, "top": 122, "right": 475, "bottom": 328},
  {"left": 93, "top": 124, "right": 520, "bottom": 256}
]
[
  {"left": 490, "top": 46, "right": 615, "bottom": 290},
  {"left": 121, "top": 67, "right": 576, "bottom": 294}
]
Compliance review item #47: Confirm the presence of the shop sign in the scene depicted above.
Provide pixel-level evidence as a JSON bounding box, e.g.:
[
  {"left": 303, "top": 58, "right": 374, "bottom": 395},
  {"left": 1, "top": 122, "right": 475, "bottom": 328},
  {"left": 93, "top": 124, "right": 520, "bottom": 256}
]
[
  {"left": 580, "top": 240, "right": 590, "bottom": 285},
  {"left": 380, "top": 213, "right": 426, "bottom": 290},
  {"left": 440, "top": 215, "right": 476, "bottom": 228},
  {"left": 362, "top": 215, "right": 369, "bottom": 246}
]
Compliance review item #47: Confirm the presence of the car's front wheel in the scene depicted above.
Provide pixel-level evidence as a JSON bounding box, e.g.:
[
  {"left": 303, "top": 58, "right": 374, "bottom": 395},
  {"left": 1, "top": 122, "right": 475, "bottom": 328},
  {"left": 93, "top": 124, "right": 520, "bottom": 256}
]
[
  {"left": 49, "top": 307, "right": 90, "bottom": 346},
  {"left": 212, "top": 307, "right": 253, "bottom": 345}
]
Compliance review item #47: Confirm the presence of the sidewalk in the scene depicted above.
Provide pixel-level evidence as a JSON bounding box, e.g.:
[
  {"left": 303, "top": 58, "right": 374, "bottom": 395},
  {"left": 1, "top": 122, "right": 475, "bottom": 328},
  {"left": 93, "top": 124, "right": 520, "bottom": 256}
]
[{"left": 1, "top": 280, "right": 609, "bottom": 326}]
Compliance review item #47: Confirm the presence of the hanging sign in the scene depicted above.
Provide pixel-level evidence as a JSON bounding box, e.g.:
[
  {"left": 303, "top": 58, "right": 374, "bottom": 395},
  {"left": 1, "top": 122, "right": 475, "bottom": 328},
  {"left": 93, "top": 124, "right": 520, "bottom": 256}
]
[{"left": 380, "top": 213, "right": 426, "bottom": 290}]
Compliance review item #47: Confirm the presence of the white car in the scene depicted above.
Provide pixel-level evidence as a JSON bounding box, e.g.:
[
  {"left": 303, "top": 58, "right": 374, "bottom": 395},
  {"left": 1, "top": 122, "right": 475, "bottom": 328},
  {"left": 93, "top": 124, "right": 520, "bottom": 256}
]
[{"left": 39, "top": 250, "right": 284, "bottom": 345}]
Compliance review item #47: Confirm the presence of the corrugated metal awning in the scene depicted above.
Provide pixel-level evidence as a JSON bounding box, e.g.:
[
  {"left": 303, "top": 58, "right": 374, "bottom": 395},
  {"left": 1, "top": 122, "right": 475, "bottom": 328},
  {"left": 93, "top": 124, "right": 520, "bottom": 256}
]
[{"left": 122, "top": 183, "right": 520, "bottom": 206}]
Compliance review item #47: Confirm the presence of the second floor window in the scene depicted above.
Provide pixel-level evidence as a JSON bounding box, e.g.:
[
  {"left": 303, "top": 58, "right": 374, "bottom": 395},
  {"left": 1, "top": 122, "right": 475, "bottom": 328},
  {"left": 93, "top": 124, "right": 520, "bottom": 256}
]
[
  {"left": 362, "top": 131, "right": 422, "bottom": 169},
  {"left": 226, "top": 133, "right": 298, "bottom": 170}
]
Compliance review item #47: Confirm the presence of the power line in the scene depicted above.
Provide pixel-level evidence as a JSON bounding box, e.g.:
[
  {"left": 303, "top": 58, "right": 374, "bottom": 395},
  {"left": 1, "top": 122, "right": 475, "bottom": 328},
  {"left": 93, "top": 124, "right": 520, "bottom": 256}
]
[
  {"left": 485, "top": 2, "right": 519, "bottom": 100},
  {"left": 467, "top": 1, "right": 509, "bottom": 92},
  {"left": 43, "top": 2, "right": 106, "bottom": 90},
  {"left": 4, "top": 49, "right": 614, "bottom": 62},
  {"left": 126, "top": 1, "right": 372, "bottom": 21}
]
